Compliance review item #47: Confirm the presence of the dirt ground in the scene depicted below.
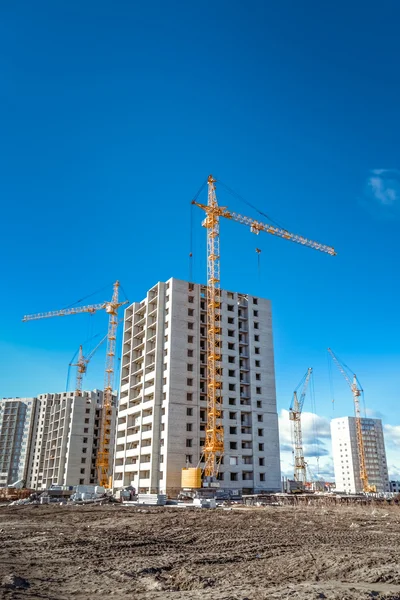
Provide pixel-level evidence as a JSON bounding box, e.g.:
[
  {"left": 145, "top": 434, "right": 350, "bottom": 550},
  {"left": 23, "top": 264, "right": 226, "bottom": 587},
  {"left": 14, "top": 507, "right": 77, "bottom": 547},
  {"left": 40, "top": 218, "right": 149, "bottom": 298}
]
[{"left": 1, "top": 503, "right": 400, "bottom": 600}]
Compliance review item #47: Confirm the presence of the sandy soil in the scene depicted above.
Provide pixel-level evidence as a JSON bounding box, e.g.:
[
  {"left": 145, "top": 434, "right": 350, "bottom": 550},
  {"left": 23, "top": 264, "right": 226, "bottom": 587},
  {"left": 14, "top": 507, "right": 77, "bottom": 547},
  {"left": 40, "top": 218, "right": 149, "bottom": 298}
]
[{"left": 1, "top": 503, "right": 400, "bottom": 600}]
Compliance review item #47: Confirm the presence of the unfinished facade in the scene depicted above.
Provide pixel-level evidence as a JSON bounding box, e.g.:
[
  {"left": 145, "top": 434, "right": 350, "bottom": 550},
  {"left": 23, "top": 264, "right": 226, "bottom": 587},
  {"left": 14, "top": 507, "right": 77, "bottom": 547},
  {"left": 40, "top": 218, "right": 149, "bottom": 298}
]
[
  {"left": 28, "top": 390, "right": 116, "bottom": 490},
  {"left": 331, "top": 416, "right": 390, "bottom": 493},
  {"left": 113, "top": 277, "right": 281, "bottom": 496},
  {"left": 0, "top": 397, "right": 38, "bottom": 487}
]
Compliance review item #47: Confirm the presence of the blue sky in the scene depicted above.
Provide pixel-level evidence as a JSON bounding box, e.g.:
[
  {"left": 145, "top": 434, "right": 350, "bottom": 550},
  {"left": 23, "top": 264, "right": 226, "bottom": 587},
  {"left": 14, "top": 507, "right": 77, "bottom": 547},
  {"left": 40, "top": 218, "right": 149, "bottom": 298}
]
[{"left": 1, "top": 2, "right": 399, "bottom": 477}]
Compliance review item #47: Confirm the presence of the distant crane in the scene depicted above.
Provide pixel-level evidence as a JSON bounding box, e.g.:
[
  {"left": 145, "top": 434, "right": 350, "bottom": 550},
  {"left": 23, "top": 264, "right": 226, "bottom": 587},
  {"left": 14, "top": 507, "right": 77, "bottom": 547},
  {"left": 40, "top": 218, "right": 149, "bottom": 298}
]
[
  {"left": 327, "top": 348, "right": 376, "bottom": 493},
  {"left": 289, "top": 368, "right": 313, "bottom": 484},
  {"left": 192, "top": 175, "right": 336, "bottom": 481},
  {"left": 69, "top": 333, "right": 108, "bottom": 397},
  {"left": 69, "top": 318, "right": 123, "bottom": 396},
  {"left": 22, "top": 281, "right": 128, "bottom": 488}
]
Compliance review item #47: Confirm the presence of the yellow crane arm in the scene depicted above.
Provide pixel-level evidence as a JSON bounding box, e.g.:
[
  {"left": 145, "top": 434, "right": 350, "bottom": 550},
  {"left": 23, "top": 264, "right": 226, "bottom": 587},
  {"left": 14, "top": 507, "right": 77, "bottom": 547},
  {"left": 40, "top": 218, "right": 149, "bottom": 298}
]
[
  {"left": 23, "top": 281, "right": 128, "bottom": 489},
  {"left": 192, "top": 201, "right": 336, "bottom": 256},
  {"left": 192, "top": 177, "right": 336, "bottom": 483},
  {"left": 22, "top": 302, "right": 108, "bottom": 322}
]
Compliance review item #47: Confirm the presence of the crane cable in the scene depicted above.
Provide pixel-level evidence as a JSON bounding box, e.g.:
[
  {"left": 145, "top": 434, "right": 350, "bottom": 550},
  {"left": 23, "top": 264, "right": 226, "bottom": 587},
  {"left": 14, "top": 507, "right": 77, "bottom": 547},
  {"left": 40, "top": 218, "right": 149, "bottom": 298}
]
[
  {"left": 217, "top": 179, "right": 287, "bottom": 230},
  {"left": 189, "top": 202, "right": 194, "bottom": 281},
  {"left": 65, "top": 330, "right": 108, "bottom": 392},
  {"left": 61, "top": 282, "right": 114, "bottom": 311},
  {"left": 309, "top": 372, "right": 320, "bottom": 478},
  {"left": 189, "top": 177, "right": 208, "bottom": 282},
  {"left": 327, "top": 351, "right": 335, "bottom": 413}
]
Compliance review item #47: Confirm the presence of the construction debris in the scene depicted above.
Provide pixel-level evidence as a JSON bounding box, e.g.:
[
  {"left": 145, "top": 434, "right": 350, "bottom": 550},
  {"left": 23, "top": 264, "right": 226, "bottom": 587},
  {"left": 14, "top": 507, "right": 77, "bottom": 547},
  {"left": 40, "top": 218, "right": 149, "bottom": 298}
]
[{"left": 137, "top": 493, "right": 167, "bottom": 506}]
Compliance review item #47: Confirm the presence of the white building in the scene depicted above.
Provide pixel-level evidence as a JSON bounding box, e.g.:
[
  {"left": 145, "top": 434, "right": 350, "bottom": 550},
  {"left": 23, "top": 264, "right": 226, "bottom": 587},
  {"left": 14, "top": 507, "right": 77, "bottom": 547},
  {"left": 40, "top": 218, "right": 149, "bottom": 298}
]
[
  {"left": 27, "top": 390, "right": 116, "bottom": 490},
  {"left": 331, "top": 416, "right": 390, "bottom": 493},
  {"left": 0, "top": 397, "right": 38, "bottom": 486},
  {"left": 114, "top": 278, "right": 281, "bottom": 496}
]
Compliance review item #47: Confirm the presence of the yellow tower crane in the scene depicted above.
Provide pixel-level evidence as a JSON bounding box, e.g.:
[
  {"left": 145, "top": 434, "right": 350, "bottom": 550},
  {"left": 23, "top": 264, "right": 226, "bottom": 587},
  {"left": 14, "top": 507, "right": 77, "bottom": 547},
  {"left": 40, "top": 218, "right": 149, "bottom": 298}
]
[
  {"left": 193, "top": 175, "right": 336, "bottom": 482},
  {"left": 289, "top": 367, "right": 313, "bottom": 484},
  {"left": 69, "top": 319, "right": 123, "bottom": 396},
  {"left": 22, "top": 281, "right": 128, "bottom": 488},
  {"left": 69, "top": 333, "right": 108, "bottom": 396},
  {"left": 328, "top": 348, "right": 376, "bottom": 493}
]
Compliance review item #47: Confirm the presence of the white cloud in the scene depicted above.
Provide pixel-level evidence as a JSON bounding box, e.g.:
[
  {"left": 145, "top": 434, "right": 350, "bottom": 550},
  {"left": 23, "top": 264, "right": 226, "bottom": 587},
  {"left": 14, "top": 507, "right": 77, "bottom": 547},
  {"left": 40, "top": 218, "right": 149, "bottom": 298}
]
[
  {"left": 384, "top": 424, "right": 400, "bottom": 448},
  {"left": 361, "top": 169, "right": 400, "bottom": 218},
  {"left": 278, "top": 409, "right": 334, "bottom": 481}
]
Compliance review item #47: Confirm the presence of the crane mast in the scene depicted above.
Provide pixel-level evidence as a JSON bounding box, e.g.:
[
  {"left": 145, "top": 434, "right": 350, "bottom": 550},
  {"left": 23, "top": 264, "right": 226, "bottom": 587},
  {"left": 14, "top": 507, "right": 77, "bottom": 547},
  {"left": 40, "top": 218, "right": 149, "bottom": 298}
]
[
  {"left": 70, "top": 345, "right": 86, "bottom": 397},
  {"left": 193, "top": 175, "right": 336, "bottom": 482},
  {"left": 23, "top": 281, "right": 128, "bottom": 488},
  {"left": 289, "top": 368, "right": 312, "bottom": 483},
  {"left": 70, "top": 332, "right": 109, "bottom": 396},
  {"left": 97, "top": 282, "right": 121, "bottom": 487},
  {"left": 328, "top": 348, "right": 375, "bottom": 493},
  {"left": 203, "top": 175, "right": 224, "bottom": 479}
]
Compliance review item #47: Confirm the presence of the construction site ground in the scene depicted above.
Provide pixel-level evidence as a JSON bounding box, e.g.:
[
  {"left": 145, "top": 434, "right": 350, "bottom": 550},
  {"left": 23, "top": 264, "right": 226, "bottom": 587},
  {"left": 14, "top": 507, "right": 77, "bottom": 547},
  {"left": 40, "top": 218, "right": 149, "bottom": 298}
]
[{"left": 1, "top": 503, "right": 400, "bottom": 600}]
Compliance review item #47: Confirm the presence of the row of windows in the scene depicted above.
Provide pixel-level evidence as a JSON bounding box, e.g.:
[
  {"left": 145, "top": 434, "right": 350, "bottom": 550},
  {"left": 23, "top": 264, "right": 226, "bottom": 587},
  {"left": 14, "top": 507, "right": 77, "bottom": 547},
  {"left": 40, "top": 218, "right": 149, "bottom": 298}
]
[
  {"left": 186, "top": 406, "right": 263, "bottom": 420},
  {"left": 187, "top": 306, "right": 260, "bottom": 320},
  {"left": 185, "top": 394, "right": 262, "bottom": 409},
  {"left": 186, "top": 438, "right": 266, "bottom": 449},
  {"left": 184, "top": 377, "right": 263, "bottom": 393},
  {"left": 187, "top": 362, "right": 261, "bottom": 380}
]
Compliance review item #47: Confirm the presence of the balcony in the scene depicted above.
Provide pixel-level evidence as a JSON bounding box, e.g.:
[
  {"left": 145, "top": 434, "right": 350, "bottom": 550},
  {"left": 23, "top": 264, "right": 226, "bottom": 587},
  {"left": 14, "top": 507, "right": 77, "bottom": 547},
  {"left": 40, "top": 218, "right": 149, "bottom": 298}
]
[
  {"left": 142, "top": 415, "right": 153, "bottom": 426},
  {"left": 135, "top": 315, "right": 146, "bottom": 327},
  {"left": 128, "top": 397, "right": 142, "bottom": 409},
  {"left": 133, "top": 338, "right": 145, "bottom": 350},
  {"left": 125, "top": 448, "right": 140, "bottom": 458},
  {"left": 130, "top": 380, "right": 143, "bottom": 392},
  {"left": 113, "top": 464, "right": 125, "bottom": 473},
  {"left": 147, "top": 330, "right": 156, "bottom": 343},
  {"left": 241, "top": 447, "right": 253, "bottom": 455},
  {"left": 126, "top": 432, "right": 141, "bottom": 445}
]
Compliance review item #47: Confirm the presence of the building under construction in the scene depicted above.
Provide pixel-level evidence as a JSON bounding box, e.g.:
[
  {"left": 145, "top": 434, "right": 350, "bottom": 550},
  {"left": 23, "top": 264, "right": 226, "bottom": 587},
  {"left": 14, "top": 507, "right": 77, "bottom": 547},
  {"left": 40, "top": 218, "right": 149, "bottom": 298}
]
[
  {"left": 331, "top": 416, "right": 390, "bottom": 494},
  {"left": 0, "top": 391, "right": 117, "bottom": 490},
  {"left": 113, "top": 278, "right": 281, "bottom": 497}
]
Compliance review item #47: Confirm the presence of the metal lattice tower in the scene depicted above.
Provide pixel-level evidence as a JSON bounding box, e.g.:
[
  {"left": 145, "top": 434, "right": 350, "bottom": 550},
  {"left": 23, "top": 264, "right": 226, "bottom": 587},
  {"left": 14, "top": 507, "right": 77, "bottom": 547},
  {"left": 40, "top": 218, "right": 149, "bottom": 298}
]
[{"left": 203, "top": 176, "right": 224, "bottom": 478}]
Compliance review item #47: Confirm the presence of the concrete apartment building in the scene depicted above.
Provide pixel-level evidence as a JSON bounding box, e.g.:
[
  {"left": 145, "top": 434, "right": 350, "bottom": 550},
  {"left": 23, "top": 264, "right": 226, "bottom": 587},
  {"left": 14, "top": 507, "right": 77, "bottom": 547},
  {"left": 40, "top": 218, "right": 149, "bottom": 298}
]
[
  {"left": 114, "top": 277, "right": 281, "bottom": 496},
  {"left": 0, "top": 397, "right": 38, "bottom": 487},
  {"left": 27, "top": 390, "right": 116, "bottom": 490},
  {"left": 331, "top": 416, "right": 390, "bottom": 493}
]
